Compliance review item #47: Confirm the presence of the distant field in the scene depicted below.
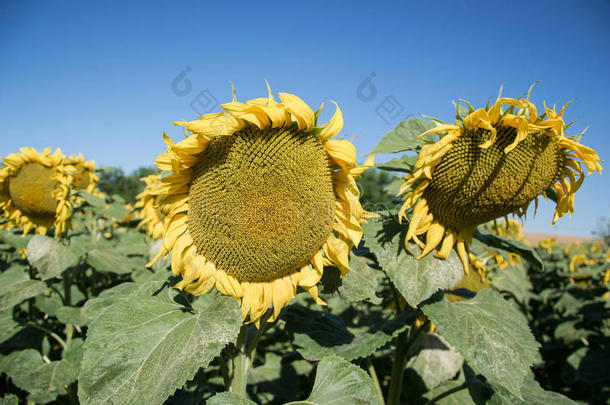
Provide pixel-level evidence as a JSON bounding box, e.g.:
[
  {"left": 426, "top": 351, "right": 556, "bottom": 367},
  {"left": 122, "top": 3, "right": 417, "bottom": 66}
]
[{"left": 523, "top": 232, "right": 600, "bottom": 245}]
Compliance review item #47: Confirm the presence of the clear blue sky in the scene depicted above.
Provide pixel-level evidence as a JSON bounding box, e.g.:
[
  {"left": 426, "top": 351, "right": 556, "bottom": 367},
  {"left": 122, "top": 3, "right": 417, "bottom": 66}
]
[{"left": 1, "top": 0, "right": 608, "bottom": 236}]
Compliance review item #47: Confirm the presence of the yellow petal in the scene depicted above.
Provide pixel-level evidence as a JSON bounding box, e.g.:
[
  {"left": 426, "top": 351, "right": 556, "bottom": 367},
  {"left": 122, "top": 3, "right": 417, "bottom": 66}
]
[
  {"left": 324, "top": 139, "right": 357, "bottom": 169},
  {"left": 318, "top": 101, "right": 343, "bottom": 141},
  {"left": 278, "top": 92, "right": 315, "bottom": 131}
]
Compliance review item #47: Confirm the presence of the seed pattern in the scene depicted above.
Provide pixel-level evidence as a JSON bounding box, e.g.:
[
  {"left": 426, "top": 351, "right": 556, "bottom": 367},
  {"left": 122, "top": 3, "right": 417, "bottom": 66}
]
[
  {"left": 188, "top": 125, "right": 335, "bottom": 282},
  {"left": 423, "top": 126, "right": 562, "bottom": 231},
  {"left": 8, "top": 163, "right": 58, "bottom": 218}
]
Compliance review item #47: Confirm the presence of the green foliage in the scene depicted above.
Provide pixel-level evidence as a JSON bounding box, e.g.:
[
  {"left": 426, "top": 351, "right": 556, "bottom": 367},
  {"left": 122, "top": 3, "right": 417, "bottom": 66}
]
[
  {"left": 0, "top": 127, "right": 603, "bottom": 404},
  {"left": 291, "top": 355, "right": 384, "bottom": 405},
  {"left": 368, "top": 117, "right": 436, "bottom": 155},
  {"left": 96, "top": 166, "right": 158, "bottom": 204},
  {"left": 78, "top": 291, "right": 241, "bottom": 405},
  {"left": 423, "top": 289, "right": 540, "bottom": 399}
]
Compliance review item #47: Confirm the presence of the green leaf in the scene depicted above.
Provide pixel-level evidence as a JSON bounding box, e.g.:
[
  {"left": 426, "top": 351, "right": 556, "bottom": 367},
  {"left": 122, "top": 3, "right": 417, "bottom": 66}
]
[
  {"left": 406, "top": 333, "right": 464, "bottom": 391},
  {"left": 77, "top": 190, "right": 105, "bottom": 207},
  {"left": 375, "top": 155, "right": 417, "bottom": 173},
  {"left": 78, "top": 291, "right": 241, "bottom": 405},
  {"left": 26, "top": 235, "right": 81, "bottom": 280},
  {"left": 362, "top": 218, "right": 463, "bottom": 307},
  {"left": 284, "top": 305, "right": 414, "bottom": 361},
  {"left": 290, "top": 355, "right": 384, "bottom": 405},
  {"left": 0, "top": 266, "right": 47, "bottom": 311},
  {"left": 337, "top": 253, "right": 381, "bottom": 304},
  {"left": 207, "top": 392, "right": 257, "bottom": 405},
  {"left": 0, "top": 394, "right": 19, "bottom": 405},
  {"left": 489, "top": 371, "right": 576, "bottom": 405},
  {"left": 368, "top": 117, "right": 436, "bottom": 155},
  {"left": 249, "top": 352, "right": 301, "bottom": 402},
  {"left": 0, "top": 310, "right": 23, "bottom": 343},
  {"left": 423, "top": 379, "right": 473, "bottom": 405},
  {"left": 86, "top": 248, "right": 138, "bottom": 274},
  {"left": 0, "top": 229, "right": 30, "bottom": 250},
  {"left": 102, "top": 202, "right": 128, "bottom": 219},
  {"left": 35, "top": 293, "right": 63, "bottom": 317},
  {"left": 80, "top": 276, "right": 169, "bottom": 324},
  {"left": 56, "top": 306, "right": 88, "bottom": 326},
  {"left": 489, "top": 265, "right": 535, "bottom": 305},
  {"left": 474, "top": 230, "right": 544, "bottom": 270},
  {"left": 422, "top": 289, "right": 539, "bottom": 399},
  {"left": 0, "top": 339, "right": 83, "bottom": 404}
]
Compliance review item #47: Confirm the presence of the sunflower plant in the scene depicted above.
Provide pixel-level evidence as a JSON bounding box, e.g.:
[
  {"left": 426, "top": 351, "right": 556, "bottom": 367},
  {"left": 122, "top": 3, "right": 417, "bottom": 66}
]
[{"left": 0, "top": 88, "right": 604, "bottom": 405}]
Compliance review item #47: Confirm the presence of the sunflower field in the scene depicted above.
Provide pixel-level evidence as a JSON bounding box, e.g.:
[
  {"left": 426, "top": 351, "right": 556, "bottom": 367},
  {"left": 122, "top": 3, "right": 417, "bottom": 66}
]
[{"left": 0, "top": 89, "right": 607, "bottom": 405}]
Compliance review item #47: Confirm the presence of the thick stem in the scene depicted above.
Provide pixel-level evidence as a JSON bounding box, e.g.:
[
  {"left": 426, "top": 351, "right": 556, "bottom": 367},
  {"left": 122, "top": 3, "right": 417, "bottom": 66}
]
[
  {"left": 365, "top": 356, "right": 384, "bottom": 404},
  {"left": 230, "top": 326, "right": 249, "bottom": 397},
  {"left": 387, "top": 319, "right": 429, "bottom": 405},
  {"left": 26, "top": 323, "right": 67, "bottom": 351},
  {"left": 229, "top": 316, "right": 271, "bottom": 398},
  {"left": 63, "top": 271, "right": 73, "bottom": 345}
]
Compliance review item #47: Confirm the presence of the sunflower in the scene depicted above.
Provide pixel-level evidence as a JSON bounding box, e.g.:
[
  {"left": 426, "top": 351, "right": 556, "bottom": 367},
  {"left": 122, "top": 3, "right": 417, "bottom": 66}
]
[
  {"left": 66, "top": 154, "right": 100, "bottom": 194},
  {"left": 134, "top": 174, "right": 165, "bottom": 239},
  {"left": 398, "top": 89, "right": 602, "bottom": 271},
  {"left": 0, "top": 147, "right": 73, "bottom": 236},
  {"left": 149, "top": 84, "right": 374, "bottom": 325}
]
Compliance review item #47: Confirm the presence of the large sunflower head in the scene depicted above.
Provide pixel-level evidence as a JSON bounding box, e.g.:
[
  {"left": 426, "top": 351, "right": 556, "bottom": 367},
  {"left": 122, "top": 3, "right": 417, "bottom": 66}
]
[
  {"left": 66, "top": 154, "right": 100, "bottom": 194},
  {"left": 398, "top": 89, "right": 602, "bottom": 271},
  {"left": 149, "top": 84, "right": 374, "bottom": 325},
  {"left": 134, "top": 174, "right": 165, "bottom": 239},
  {"left": 0, "top": 147, "right": 73, "bottom": 236}
]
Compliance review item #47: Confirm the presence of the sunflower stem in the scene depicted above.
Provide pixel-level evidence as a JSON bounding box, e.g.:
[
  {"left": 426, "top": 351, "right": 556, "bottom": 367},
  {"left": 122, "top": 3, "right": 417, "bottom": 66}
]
[
  {"left": 365, "top": 356, "right": 384, "bottom": 404},
  {"left": 62, "top": 270, "right": 73, "bottom": 345},
  {"left": 387, "top": 318, "right": 428, "bottom": 405},
  {"left": 230, "top": 325, "right": 249, "bottom": 398}
]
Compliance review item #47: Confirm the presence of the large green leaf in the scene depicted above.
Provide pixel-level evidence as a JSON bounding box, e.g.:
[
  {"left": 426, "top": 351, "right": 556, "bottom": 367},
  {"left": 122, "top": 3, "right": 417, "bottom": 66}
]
[
  {"left": 406, "top": 333, "right": 463, "bottom": 391},
  {"left": 207, "top": 392, "right": 256, "bottom": 405},
  {"left": 0, "top": 266, "right": 47, "bottom": 311},
  {"left": 375, "top": 155, "right": 417, "bottom": 173},
  {"left": 362, "top": 219, "right": 463, "bottom": 307},
  {"left": 474, "top": 230, "right": 544, "bottom": 270},
  {"left": 78, "top": 290, "right": 241, "bottom": 405},
  {"left": 0, "top": 339, "right": 83, "bottom": 404},
  {"left": 0, "top": 229, "right": 30, "bottom": 250},
  {"left": 489, "top": 265, "right": 535, "bottom": 305},
  {"left": 86, "top": 248, "right": 138, "bottom": 274},
  {"left": 102, "top": 202, "right": 128, "bottom": 220},
  {"left": 77, "top": 191, "right": 105, "bottom": 207},
  {"left": 368, "top": 117, "right": 436, "bottom": 155},
  {"left": 284, "top": 305, "right": 414, "bottom": 361},
  {"left": 26, "top": 235, "right": 81, "bottom": 280},
  {"left": 489, "top": 371, "right": 576, "bottom": 405},
  {"left": 0, "top": 310, "right": 23, "bottom": 343},
  {"left": 288, "top": 355, "right": 383, "bottom": 405},
  {"left": 337, "top": 253, "right": 381, "bottom": 304},
  {"left": 422, "top": 289, "right": 539, "bottom": 399}
]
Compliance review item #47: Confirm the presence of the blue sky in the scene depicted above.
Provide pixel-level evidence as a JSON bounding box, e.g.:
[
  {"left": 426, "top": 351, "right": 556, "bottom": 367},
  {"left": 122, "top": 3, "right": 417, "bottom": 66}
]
[{"left": 1, "top": 0, "right": 608, "bottom": 236}]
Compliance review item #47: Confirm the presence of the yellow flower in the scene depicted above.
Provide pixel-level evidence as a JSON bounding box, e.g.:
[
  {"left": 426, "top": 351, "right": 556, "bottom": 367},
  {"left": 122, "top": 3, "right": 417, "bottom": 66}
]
[
  {"left": 149, "top": 83, "right": 374, "bottom": 325},
  {"left": 538, "top": 238, "right": 557, "bottom": 254},
  {"left": 568, "top": 253, "right": 591, "bottom": 272},
  {"left": 134, "top": 174, "right": 165, "bottom": 239},
  {"left": 398, "top": 89, "right": 602, "bottom": 271},
  {"left": 0, "top": 147, "right": 73, "bottom": 236},
  {"left": 66, "top": 154, "right": 100, "bottom": 195}
]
